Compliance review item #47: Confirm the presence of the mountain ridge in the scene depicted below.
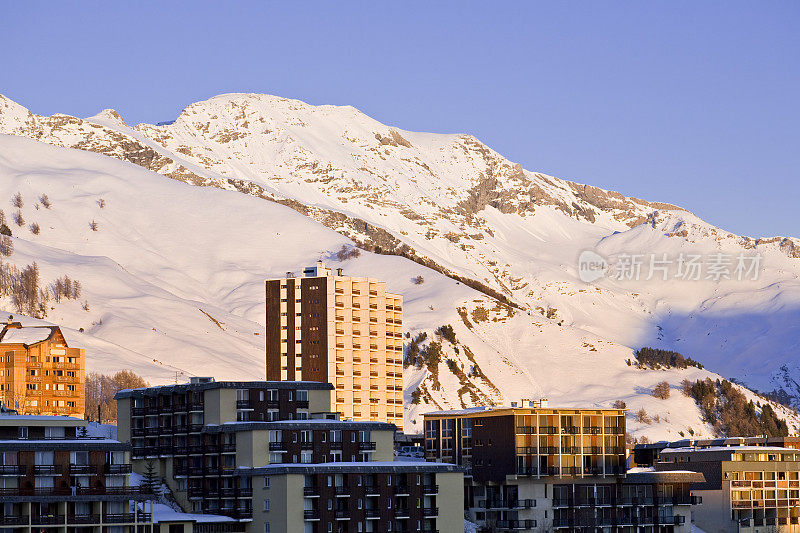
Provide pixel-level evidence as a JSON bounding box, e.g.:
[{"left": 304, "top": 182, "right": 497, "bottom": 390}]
[{"left": 1, "top": 93, "right": 799, "bottom": 438}]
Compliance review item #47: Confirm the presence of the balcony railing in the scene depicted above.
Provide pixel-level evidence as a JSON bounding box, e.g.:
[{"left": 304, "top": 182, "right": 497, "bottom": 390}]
[
  {"left": 422, "top": 507, "right": 438, "bottom": 517},
  {"left": 495, "top": 520, "right": 537, "bottom": 530},
  {"left": 31, "top": 515, "right": 65, "bottom": 525},
  {"left": 0, "top": 465, "right": 25, "bottom": 476},
  {"left": 33, "top": 465, "right": 62, "bottom": 475},
  {"left": 0, "top": 516, "right": 28, "bottom": 526},
  {"left": 358, "top": 441, "right": 376, "bottom": 451},
  {"left": 303, "top": 510, "right": 320, "bottom": 520},
  {"left": 303, "top": 486, "right": 320, "bottom": 496}
]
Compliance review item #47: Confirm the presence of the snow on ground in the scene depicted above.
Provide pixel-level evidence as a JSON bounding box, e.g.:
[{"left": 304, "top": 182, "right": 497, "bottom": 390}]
[{"left": 0, "top": 125, "right": 797, "bottom": 441}]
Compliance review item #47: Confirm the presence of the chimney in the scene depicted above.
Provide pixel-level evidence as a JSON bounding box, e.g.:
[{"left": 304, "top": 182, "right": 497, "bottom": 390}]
[
  {"left": 337, "top": 268, "right": 343, "bottom": 276},
  {"left": 539, "top": 398, "right": 549, "bottom": 408},
  {"left": 510, "top": 401, "right": 518, "bottom": 408},
  {"left": 286, "top": 271, "right": 293, "bottom": 278}
]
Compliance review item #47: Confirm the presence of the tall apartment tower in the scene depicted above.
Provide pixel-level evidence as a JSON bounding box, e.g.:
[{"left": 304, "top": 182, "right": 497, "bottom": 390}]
[{"left": 265, "top": 262, "right": 404, "bottom": 430}]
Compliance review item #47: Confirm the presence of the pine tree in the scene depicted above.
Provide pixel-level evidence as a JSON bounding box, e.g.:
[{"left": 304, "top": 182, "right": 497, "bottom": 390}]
[{"left": 142, "top": 460, "right": 159, "bottom": 494}]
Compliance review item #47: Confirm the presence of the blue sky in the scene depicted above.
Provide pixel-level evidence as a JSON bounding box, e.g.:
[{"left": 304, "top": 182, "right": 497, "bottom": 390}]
[{"left": 2, "top": 1, "right": 797, "bottom": 237}]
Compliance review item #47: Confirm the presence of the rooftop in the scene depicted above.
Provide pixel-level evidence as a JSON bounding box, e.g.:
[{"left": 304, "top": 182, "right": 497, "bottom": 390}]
[
  {"left": 115, "top": 380, "right": 334, "bottom": 399},
  {"left": 0, "top": 326, "right": 56, "bottom": 346}
]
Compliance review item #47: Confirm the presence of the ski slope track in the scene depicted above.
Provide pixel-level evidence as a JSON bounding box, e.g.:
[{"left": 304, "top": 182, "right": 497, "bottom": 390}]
[{"left": 0, "top": 93, "right": 799, "bottom": 440}]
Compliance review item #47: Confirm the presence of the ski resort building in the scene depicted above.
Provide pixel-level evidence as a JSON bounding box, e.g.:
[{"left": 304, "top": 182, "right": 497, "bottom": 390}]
[
  {"left": 0, "top": 413, "right": 153, "bottom": 532},
  {"left": 655, "top": 445, "right": 800, "bottom": 532},
  {"left": 116, "top": 378, "right": 463, "bottom": 533},
  {"left": 0, "top": 320, "right": 85, "bottom": 418},
  {"left": 424, "top": 402, "right": 703, "bottom": 532},
  {"left": 265, "top": 262, "right": 405, "bottom": 430}
]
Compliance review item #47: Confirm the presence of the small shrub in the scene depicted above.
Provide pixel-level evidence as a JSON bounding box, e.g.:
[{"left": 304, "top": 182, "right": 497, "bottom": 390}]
[
  {"left": 29, "top": 223, "right": 40, "bottom": 235},
  {"left": 653, "top": 381, "right": 671, "bottom": 399},
  {"left": 612, "top": 400, "right": 627, "bottom": 409},
  {"left": 82, "top": 300, "right": 90, "bottom": 311},
  {"left": 636, "top": 408, "right": 652, "bottom": 424},
  {"left": 411, "top": 275, "right": 425, "bottom": 285},
  {"left": 335, "top": 245, "right": 360, "bottom": 261},
  {"left": 410, "top": 389, "right": 422, "bottom": 405},
  {"left": 40, "top": 194, "right": 51, "bottom": 209},
  {"left": 89, "top": 220, "right": 99, "bottom": 231},
  {"left": 0, "top": 235, "right": 12, "bottom": 257},
  {"left": 12, "top": 192, "right": 23, "bottom": 209},
  {"left": 98, "top": 198, "right": 106, "bottom": 208},
  {"left": 471, "top": 306, "right": 489, "bottom": 323},
  {"left": 13, "top": 210, "right": 24, "bottom": 227},
  {"left": 435, "top": 324, "right": 457, "bottom": 345}
]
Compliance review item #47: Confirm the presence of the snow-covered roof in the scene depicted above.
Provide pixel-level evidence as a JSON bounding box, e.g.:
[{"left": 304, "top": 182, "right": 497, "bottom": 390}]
[
  {"left": 0, "top": 326, "right": 54, "bottom": 345},
  {"left": 150, "top": 503, "right": 236, "bottom": 524},
  {"left": 662, "top": 445, "right": 797, "bottom": 454}
]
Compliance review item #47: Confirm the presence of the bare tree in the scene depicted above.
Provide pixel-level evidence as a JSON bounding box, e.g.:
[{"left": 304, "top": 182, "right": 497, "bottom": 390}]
[
  {"left": 0, "top": 236, "right": 12, "bottom": 257},
  {"left": 40, "top": 194, "right": 51, "bottom": 209},
  {"left": 85, "top": 370, "right": 149, "bottom": 421},
  {"left": 29, "top": 223, "right": 40, "bottom": 235},
  {"left": 98, "top": 198, "right": 105, "bottom": 209},
  {"left": 89, "top": 220, "right": 99, "bottom": 231},
  {"left": 13, "top": 211, "right": 24, "bottom": 227},
  {"left": 612, "top": 400, "right": 627, "bottom": 409},
  {"left": 412, "top": 275, "right": 425, "bottom": 285},
  {"left": 0, "top": 210, "right": 6, "bottom": 226},
  {"left": 636, "top": 408, "right": 652, "bottom": 424},
  {"left": 72, "top": 280, "right": 81, "bottom": 299},
  {"left": 11, "top": 192, "right": 23, "bottom": 209},
  {"left": 653, "top": 381, "right": 671, "bottom": 400}
]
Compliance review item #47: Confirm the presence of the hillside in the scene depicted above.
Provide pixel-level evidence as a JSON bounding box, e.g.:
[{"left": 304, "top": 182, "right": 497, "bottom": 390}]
[{"left": 1, "top": 93, "right": 799, "bottom": 439}]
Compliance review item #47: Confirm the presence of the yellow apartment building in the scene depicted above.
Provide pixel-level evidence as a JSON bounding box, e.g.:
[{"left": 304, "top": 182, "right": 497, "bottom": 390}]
[
  {"left": 0, "top": 320, "right": 85, "bottom": 418},
  {"left": 265, "top": 262, "right": 404, "bottom": 430}
]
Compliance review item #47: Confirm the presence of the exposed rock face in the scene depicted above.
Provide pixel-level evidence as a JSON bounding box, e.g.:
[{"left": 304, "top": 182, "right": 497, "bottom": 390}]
[{"left": 1, "top": 92, "right": 797, "bottom": 311}]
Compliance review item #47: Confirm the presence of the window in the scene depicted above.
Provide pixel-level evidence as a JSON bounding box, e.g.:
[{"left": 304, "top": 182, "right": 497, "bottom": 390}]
[
  {"left": 264, "top": 523, "right": 270, "bottom": 533},
  {"left": 18, "top": 427, "right": 28, "bottom": 440},
  {"left": 263, "top": 499, "right": 270, "bottom": 512},
  {"left": 264, "top": 477, "right": 270, "bottom": 489},
  {"left": 297, "top": 390, "right": 309, "bottom": 402}
]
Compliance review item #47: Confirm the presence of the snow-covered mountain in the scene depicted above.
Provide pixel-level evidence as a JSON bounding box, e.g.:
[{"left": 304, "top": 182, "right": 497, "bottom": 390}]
[{"left": 1, "top": 93, "right": 799, "bottom": 440}]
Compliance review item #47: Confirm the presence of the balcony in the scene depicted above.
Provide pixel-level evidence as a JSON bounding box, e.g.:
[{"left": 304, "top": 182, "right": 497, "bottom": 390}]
[
  {"left": 34, "top": 465, "right": 62, "bottom": 475},
  {"left": 0, "top": 516, "right": 27, "bottom": 526},
  {"left": 31, "top": 515, "right": 65, "bottom": 525},
  {"left": 422, "top": 507, "right": 438, "bottom": 517},
  {"left": 422, "top": 484, "right": 438, "bottom": 494},
  {"left": 0, "top": 465, "right": 24, "bottom": 476},
  {"left": 303, "top": 510, "right": 320, "bottom": 521},
  {"left": 358, "top": 441, "right": 376, "bottom": 451},
  {"left": 69, "top": 464, "right": 97, "bottom": 475},
  {"left": 364, "top": 485, "right": 379, "bottom": 496},
  {"left": 103, "top": 513, "right": 150, "bottom": 523},
  {"left": 335, "top": 509, "right": 350, "bottom": 520},
  {"left": 496, "top": 520, "right": 537, "bottom": 530},
  {"left": 394, "top": 485, "right": 410, "bottom": 495},
  {"left": 236, "top": 400, "right": 251, "bottom": 410},
  {"left": 303, "top": 486, "right": 320, "bottom": 497},
  {"left": 188, "top": 424, "right": 204, "bottom": 433},
  {"left": 482, "top": 499, "right": 536, "bottom": 509},
  {"left": 334, "top": 486, "right": 350, "bottom": 496}
]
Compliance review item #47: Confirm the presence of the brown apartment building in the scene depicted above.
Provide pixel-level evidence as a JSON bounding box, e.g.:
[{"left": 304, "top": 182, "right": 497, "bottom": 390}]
[
  {"left": 265, "top": 262, "right": 404, "bottom": 430},
  {"left": 0, "top": 321, "right": 85, "bottom": 418},
  {"left": 424, "top": 401, "right": 704, "bottom": 531}
]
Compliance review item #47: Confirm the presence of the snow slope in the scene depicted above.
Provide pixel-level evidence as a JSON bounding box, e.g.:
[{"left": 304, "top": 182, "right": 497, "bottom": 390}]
[{"left": 1, "top": 92, "right": 799, "bottom": 438}]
